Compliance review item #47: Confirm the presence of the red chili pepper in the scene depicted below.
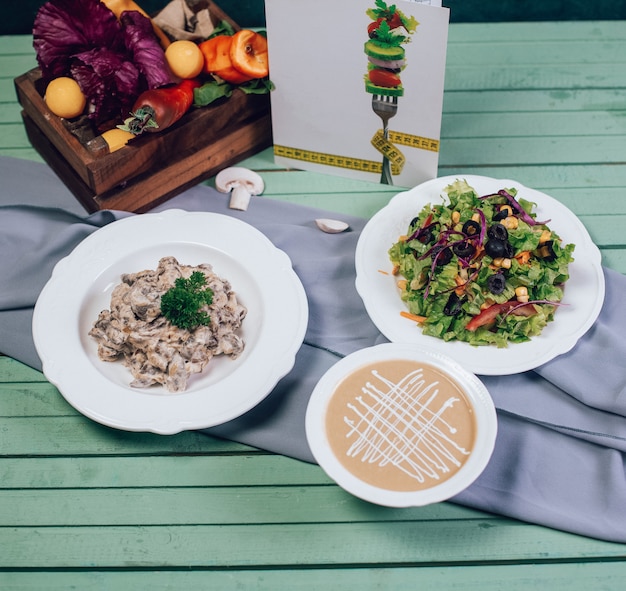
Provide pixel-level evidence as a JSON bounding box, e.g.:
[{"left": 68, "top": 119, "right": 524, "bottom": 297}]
[{"left": 122, "top": 79, "right": 201, "bottom": 135}]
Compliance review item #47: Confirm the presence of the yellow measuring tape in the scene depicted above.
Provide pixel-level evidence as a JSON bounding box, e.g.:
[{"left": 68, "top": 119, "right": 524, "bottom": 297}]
[
  {"left": 274, "top": 130, "right": 439, "bottom": 176},
  {"left": 273, "top": 144, "right": 398, "bottom": 174},
  {"left": 388, "top": 130, "right": 440, "bottom": 153},
  {"left": 371, "top": 130, "right": 406, "bottom": 173}
]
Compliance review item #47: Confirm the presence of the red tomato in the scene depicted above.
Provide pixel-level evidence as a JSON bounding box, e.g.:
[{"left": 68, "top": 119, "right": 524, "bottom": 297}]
[
  {"left": 368, "top": 69, "right": 401, "bottom": 88},
  {"left": 367, "top": 18, "right": 384, "bottom": 37},
  {"left": 387, "top": 13, "right": 403, "bottom": 30},
  {"left": 368, "top": 13, "right": 403, "bottom": 37},
  {"left": 465, "top": 302, "right": 514, "bottom": 332},
  {"left": 465, "top": 301, "right": 536, "bottom": 332}
]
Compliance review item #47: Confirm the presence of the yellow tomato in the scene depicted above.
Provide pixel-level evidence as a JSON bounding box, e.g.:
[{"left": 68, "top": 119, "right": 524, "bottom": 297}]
[
  {"left": 44, "top": 77, "right": 86, "bottom": 119},
  {"left": 101, "top": 128, "right": 135, "bottom": 153},
  {"left": 165, "top": 40, "right": 205, "bottom": 79}
]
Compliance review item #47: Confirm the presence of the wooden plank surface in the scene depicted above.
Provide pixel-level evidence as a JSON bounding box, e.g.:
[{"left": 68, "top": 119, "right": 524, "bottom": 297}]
[{"left": 2, "top": 19, "right": 626, "bottom": 590}]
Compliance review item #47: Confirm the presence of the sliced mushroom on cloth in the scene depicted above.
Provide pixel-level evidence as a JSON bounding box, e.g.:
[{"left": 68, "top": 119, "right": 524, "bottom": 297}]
[{"left": 315, "top": 218, "right": 350, "bottom": 233}]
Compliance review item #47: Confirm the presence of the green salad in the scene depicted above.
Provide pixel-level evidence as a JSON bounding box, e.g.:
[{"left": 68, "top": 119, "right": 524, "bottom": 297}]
[{"left": 388, "top": 179, "right": 575, "bottom": 347}]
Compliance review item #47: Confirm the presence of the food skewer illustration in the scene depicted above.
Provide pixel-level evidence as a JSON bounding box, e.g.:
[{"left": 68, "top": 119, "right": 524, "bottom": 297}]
[{"left": 365, "top": 1, "right": 418, "bottom": 184}]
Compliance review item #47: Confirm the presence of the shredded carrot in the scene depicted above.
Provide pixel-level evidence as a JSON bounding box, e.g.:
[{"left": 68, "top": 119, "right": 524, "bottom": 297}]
[
  {"left": 515, "top": 250, "right": 532, "bottom": 265},
  {"left": 391, "top": 264, "right": 400, "bottom": 275},
  {"left": 378, "top": 269, "right": 390, "bottom": 275},
  {"left": 400, "top": 311, "right": 427, "bottom": 323},
  {"left": 454, "top": 275, "right": 467, "bottom": 296}
]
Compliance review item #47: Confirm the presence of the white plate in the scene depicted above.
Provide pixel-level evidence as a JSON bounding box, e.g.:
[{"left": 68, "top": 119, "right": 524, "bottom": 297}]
[
  {"left": 355, "top": 175, "right": 605, "bottom": 375},
  {"left": 305, "top": 343, "right": 497, "bottom": 507},
  {"left": 32, "top": 210, "right": 309, "bottom": 434}
]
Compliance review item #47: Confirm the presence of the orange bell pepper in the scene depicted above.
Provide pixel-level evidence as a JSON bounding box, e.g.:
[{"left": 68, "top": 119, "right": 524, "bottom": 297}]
[{"left": 199, "top": 36, "right": 253, "bottom": 85}]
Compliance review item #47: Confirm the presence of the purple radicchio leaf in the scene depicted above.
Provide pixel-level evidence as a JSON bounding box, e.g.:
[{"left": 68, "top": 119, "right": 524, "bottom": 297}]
[
  {"left": 120, "top": 10, "right": 173, "bottom": 89},
  {"left": 71, "top": 47, "right": 142, "bottom": 124},
  {"left": 33, "top": 0, "right": 123, "bottom": 82}
]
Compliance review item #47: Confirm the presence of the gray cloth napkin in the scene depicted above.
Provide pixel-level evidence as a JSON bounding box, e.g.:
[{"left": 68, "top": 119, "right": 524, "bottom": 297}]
[{"left": 1, "top": 155, "right": 625, "bottom": 543}]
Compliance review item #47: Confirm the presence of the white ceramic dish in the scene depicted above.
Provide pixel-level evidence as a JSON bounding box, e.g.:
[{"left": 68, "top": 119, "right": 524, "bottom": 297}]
[
  {"left": 32, "top": 210, "right": 308, "bottom": 434},
  {"left": 305, "top": 343, "right": 497, "bottom": 507},
  {"left": 355, "top": 175, "right": 605, "bottom": 375}
]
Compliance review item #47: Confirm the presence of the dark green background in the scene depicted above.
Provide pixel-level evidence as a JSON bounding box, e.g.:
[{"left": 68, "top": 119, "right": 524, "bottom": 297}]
[{"left": 4, "top": 0, "right": 626, "bottom": 35}]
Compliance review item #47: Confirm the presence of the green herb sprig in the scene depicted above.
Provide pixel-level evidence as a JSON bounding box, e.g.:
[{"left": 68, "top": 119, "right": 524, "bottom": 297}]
[{"left": 160, "top": 271, "right": 214, "bottom": 330}]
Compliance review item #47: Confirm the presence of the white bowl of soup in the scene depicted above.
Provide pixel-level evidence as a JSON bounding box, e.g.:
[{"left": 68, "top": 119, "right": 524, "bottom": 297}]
[{"left": 305, "top": 343, "right": 498, "bottom": 507}]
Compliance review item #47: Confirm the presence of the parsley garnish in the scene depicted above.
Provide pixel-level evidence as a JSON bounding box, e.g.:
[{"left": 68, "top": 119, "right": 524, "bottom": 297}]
[{"left": 160, "top": 271, "right": 214, "bottom": 330}]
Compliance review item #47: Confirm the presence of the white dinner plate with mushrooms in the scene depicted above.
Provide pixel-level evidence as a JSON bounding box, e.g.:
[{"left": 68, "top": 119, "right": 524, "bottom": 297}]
[
  {"left": 355, "top": 175, "right": 605, "bottom": 375},
  {"left": 33, "top": 209, "right": 309, "bottom": 434}
]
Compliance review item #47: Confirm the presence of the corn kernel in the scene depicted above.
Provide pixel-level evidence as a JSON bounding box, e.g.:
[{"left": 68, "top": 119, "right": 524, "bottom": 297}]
[
  {"left": 481, "top": 298, "right": 495, "bottom": 310},
  {"left": 471, "top": 212, "right": 481, "bottom": 223},
  {"left": 410, "top": 277, "right": 424, "bottom": 290},
  {"left": 515, "top": 286, "right": 529, "bottom": 302},
  {"left": 539, "top": 229, "right": 552, "bottom": 243},
  {"left": 504, "top": 216, "right": 519, "bottom": 229},
  {"left": 397, "top": 279, "right": 407, "bottom": 290},
  {"left": 451, "top": 211, "right": 461, "bottom": 224}
]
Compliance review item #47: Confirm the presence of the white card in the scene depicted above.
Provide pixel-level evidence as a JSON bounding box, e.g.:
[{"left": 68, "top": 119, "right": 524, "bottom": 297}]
[{"left": 265, "top": 0, "right": 450, "bottom": 187}]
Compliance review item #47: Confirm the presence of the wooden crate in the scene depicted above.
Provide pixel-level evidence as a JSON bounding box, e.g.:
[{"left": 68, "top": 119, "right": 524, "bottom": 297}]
[{"left": 13, "top": 3, "right": 272, "bottom": 213}]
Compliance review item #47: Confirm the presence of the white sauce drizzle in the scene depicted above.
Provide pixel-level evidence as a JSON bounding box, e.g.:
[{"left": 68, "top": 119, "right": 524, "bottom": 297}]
[{"left": 342, "top": 368, "right": 471, "bottom": 483}]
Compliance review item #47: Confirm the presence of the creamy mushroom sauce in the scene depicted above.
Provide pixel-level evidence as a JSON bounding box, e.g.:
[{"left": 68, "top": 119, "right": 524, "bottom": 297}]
[
  {"left": 89, "top": 256, "right": 246, "bottom": 393},
  {"left": 325, "top": 359, "right": 476, "bottom": 492}
]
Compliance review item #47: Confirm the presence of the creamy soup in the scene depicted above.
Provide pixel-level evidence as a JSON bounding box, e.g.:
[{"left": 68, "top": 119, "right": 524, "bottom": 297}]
[{"left": 325, "top": 359, "right": 476, "bottom": 492}]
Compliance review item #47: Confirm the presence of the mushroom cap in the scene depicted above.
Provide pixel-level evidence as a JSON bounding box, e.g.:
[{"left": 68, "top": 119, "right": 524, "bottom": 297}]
[{"left": 215, "top": 167, "right": 265, "bottom": 196}]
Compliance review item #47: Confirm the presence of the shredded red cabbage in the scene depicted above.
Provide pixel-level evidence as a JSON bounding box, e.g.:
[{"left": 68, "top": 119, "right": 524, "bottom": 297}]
[
  {"left": 474, "top": 207, "right": 487, "bottom": 244},
  {"left": 497, "top": 189, "right": 550, "bottom": 226},
  {"left": 479, "top": 189, "right": 550, "bottom": 226},
  {"left": 501, "top": 299, "right": 565, "bottom": 322}
]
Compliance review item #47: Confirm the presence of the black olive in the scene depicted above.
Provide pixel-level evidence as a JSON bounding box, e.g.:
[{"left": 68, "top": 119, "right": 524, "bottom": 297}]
[
  {"left": 503, "top": 241, "right": 515, "bottom": 258},
  {"left": 487, "top": 223, "right": 508, "bottom": 241},
  {"left": 409, "top": 216, "right": 420, "bottom": 229},
  {"left": 493, "top": 208, "right": 509, "bottom": 221},
  {"left": 486, "top": 273, "right": 507, "bottom": 294},
  {"left": 432, "top": 245, "right": 453, "bottom": 266},
  {"left": 452, "top": 240, "right": 476, "bottom": 259},
  {"left": 462, "top": 220, "right": 481, "bottom": 237},
  {"left": 444, "top": 292, "right": 464, "bottom": 316},
  {"left": 535, "top": 240, "right": 557, "bottom": 261},
  {"left": 484, "top": 239, "right": 506, "bottom": 258},
  {"left": 417, "top": 230, "right": 434, "bottom": 244}
]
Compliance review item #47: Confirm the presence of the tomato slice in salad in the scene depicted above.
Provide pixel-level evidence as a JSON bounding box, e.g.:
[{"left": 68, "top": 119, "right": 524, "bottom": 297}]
[{"left": 465, "top": 301, "right": 536, "bottom": 332}]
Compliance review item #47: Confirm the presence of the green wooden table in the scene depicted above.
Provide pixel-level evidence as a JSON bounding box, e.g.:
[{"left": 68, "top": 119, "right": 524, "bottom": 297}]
[{"left": 2, "top": 21, "right": 626, "bottom": 589}]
